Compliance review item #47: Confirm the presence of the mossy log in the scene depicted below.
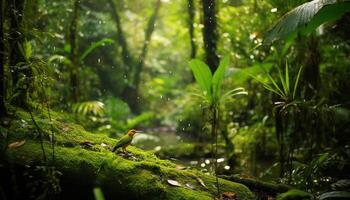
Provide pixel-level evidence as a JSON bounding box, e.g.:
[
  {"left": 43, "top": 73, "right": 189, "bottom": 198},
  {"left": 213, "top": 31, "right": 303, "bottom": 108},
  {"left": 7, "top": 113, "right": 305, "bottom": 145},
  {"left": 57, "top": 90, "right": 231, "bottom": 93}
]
[
  {"left": 1, "top": 109, "right": 254, "bottom": 200},
  {"left": 219, "top": 175, "right": 293, "bottom": 195}
]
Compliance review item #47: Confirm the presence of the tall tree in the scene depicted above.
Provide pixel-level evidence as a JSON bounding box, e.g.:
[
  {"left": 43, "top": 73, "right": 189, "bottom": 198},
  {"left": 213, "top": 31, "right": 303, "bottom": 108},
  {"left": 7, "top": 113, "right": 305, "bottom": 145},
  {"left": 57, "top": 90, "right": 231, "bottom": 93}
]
[
  {"left": 8, "top": 0, "right": 28, "bottom": 108},
  {"left": 69, "top": 0, "right": 80, "bottom": 102},
  {"left": 0, "top": 0, "right": 5, "bottom": 117},
  {"left": 201, "top": 0, "right": 219, "bottom": 73},
  {"left": 108, "top": 0, "right": 161, "bottom": 113},
  {"left": 187, "top": 0, "right": 196, "bottom": 59}
]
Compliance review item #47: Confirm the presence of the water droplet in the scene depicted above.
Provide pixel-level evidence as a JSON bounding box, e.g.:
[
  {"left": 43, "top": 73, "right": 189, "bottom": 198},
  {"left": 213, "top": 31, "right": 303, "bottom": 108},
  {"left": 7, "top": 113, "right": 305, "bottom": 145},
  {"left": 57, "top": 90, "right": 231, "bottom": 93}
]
[{"left": 217, "top": 158, "right": 225, "bottom": 163}]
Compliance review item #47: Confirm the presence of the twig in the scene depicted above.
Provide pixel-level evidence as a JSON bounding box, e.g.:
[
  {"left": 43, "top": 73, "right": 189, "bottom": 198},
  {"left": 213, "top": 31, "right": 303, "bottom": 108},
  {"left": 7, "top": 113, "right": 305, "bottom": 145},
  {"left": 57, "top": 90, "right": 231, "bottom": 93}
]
[{"left": 29, "top": 110, "right": 47, "bottom": 162}]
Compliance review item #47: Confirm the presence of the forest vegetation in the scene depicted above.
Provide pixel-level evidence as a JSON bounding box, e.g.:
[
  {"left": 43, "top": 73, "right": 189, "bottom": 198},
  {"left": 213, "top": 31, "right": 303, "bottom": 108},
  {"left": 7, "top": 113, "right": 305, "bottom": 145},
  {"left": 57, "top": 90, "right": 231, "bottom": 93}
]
[{"left": 1, "top": 0, "right": 350, "bottom": 199}]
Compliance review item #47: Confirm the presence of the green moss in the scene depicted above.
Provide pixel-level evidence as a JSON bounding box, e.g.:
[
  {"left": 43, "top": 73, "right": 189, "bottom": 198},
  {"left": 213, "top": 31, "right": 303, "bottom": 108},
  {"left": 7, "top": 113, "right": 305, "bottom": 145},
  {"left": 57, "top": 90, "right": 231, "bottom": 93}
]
[
  {"left": 277, "top": 189, "right": 313, "bottom": 200},
  {"left": 4, "top": 109, "right": 254, "bottom": 200}
]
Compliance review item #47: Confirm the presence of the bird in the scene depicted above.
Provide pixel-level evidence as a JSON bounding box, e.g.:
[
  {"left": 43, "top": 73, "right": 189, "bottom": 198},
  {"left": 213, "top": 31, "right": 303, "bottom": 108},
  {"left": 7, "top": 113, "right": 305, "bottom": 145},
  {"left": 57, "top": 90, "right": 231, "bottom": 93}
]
[{"left": 111, "top": 129, "right": 142, "bottom": 153}]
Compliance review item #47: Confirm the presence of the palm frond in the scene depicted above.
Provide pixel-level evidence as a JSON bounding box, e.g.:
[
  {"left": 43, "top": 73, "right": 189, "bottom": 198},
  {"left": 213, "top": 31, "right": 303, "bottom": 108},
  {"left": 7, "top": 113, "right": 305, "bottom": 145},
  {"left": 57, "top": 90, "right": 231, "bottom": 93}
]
[{"left": 72, "top": 101, "right": 105, "bottom": 117}]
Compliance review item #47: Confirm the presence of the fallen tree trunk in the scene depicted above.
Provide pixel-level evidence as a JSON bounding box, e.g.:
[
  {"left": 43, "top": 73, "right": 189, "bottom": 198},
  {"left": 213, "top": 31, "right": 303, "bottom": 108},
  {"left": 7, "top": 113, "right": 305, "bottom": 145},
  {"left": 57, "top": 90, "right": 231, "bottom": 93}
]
[
  {"left": 219, "top": 174, "right": 293, "bottom": 195},
  {"left": 1, "top": 109, "right": 254, "bottom": 200}
]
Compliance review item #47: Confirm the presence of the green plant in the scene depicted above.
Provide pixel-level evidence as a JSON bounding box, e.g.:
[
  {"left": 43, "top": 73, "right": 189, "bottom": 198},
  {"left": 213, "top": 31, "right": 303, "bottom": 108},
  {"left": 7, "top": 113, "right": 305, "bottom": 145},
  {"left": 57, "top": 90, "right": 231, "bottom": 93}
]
[
  {"left": 48, "top": 38, "right": 114, "bottom": 66},
  {"left": 72, "top": 101, "right": 105, "bottom": 117},
  {"left": 189, "top": 56, "right": 247, "bottom": 195},
  {"left": 250, "top": 61, "right": 303, "bottom": 110},
  {"left": 250, "top": 61, "right": 303, "bottom": 179},
  {"left": 265, "top": 0, "right": 350, "bottom": 43}
]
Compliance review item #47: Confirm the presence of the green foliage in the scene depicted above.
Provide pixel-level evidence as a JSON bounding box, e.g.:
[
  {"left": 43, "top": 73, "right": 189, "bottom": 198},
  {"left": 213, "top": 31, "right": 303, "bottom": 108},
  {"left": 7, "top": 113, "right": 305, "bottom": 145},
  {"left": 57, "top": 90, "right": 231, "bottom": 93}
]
[
  {"left": 251, "top": 62, "right": 302, "bottom": 103},
  {"left": 265, "top": 0, "right": 350, "bottom": 43},
  {"left": 80, "top": 38, "right": 114, "bottom": 61},
  {"left": 189, "top": 56, "right": 247, "bottom": 107},
  {"left": 72, "top": 101, "right": 105, "bottom": 117},
  {"left": 104, "top": 98, "right": 131, "bottom": 121},
  {"left": 189, "top": 59, "right": 213, "bottom": 99},
  {"left": 126, "top": 112, "right": 154, "bottom": 130}
]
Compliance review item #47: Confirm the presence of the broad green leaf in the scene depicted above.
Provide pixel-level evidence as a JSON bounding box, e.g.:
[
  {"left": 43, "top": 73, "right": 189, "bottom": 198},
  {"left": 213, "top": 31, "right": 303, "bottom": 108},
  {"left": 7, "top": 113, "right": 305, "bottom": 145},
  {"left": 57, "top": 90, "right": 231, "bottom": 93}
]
[
  {"left": 264, "top": 0, "right": 350, "bottom": 43},
  {"left": 189, "top": 59, "right": 213, "bottom": 97},
  {"left": 80, "top": 38, "right": 115, "bottom": 61},
  {"left": 319, "top": 191, "right": 350, "bottom": 200},
  {"left": 212, "top": 56, "right": 229, "bottom": 101}
]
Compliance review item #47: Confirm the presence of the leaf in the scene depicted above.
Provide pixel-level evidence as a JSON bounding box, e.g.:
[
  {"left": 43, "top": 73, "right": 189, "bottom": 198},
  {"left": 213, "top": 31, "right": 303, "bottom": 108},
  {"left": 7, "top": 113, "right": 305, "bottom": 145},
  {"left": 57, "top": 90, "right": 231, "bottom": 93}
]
[
  {"left": 93, "top": 187, "right": 105, "bottom": 200},
  {"left": 167, "top": 179, "right": 182, "bottom": 187},
  {"left": 72, "top": 101, "right": 105, "bottom": 117},
  {"left": 232, "top": 63, "right": 273, "bottom": 85},
  {"left": 80, "top": 38, "right": 114, "bottom": 61},
  {"left": 293, "top": 66, "right": 303, "bottom": 99},
  {"left": 319, "top": 191, "right": 350, "bottom": 200},
  {"left": 222, "top": 192, "right": 236, "bottom": 199},
  {"left": 189, "top": 59, "right": 213, "bottom": 98},
  {"left": 185, "top": 183, "right": 195, "bottom": 189},
  {"left": 212, "top": 56, "right": 229, "bottom": 102},
  {"left": 264, "top": 0, "right": 350, "bottom": 43},
  {"left": 331, "top": 179, "right": 350, "bottom": 190},
  {"left": 8, "top": 140, "right": 26, "bottom": 149},
  {"left": 175, "top": 165, "right": 187, "bottom": 170},
  {"left": 196, "top": 177, "right": 207, "bottom": 188},
  {"left": 48, "top": 55, "right": 72, "bottom": 66}
]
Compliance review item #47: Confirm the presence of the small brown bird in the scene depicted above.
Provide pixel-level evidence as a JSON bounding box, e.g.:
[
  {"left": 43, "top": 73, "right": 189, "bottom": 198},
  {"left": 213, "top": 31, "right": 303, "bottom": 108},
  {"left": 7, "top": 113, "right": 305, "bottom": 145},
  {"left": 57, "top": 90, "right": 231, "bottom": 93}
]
[{"left": 111, "top": 129, "right": 142, "bottom": 152}]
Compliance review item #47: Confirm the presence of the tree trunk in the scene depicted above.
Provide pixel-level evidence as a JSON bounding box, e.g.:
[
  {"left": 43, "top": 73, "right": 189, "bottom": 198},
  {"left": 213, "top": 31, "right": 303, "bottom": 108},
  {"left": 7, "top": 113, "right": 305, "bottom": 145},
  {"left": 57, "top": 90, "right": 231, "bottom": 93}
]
[
  {"left": 201, "top": 0, "right": 219, "bottom": 73},
  {"left": 188, "top": 0, "right": 196, "bottom": 59},
  {"left": 69, "top": 0, "right": 80, "bottom": 103},
  {"left": 303, "top": 35, "right": 320, "bottom": 100},
  {"left": 109, "top": 0, "right": 161, "bottom": 114},
  {"left": 108, "top": 0, "right": 135, "bottom": 71},
  {"left": 0, "top": 0, "right": 5, "bottom": 118},
  {"left": 8, "top": 0, "right": 28, "bottom": 108},
  {"left": 134, "top": 0, "right": 161, "bottom": 90}
]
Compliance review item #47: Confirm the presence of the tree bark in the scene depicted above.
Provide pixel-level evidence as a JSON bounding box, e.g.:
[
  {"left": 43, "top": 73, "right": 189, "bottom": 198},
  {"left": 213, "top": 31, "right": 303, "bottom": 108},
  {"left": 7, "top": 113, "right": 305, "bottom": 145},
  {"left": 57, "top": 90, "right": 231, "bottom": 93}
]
[
  {"left": 188, "top": 0, "right": 196, "bottom": 59},
  {"left": 69, "top": 0, "right": 80, "bottom": 103},
  {"left": 201, "top": 0, "right": 219, "bottom": 73},
  {"left": 8, "top": 0, "right": 28, "bottom": 108},
  {"left": 0, "top": 0, "right": 5, "bottom": 117},
  {"left": 303, "top": 35, "right": 320, "bottom": 99}
]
